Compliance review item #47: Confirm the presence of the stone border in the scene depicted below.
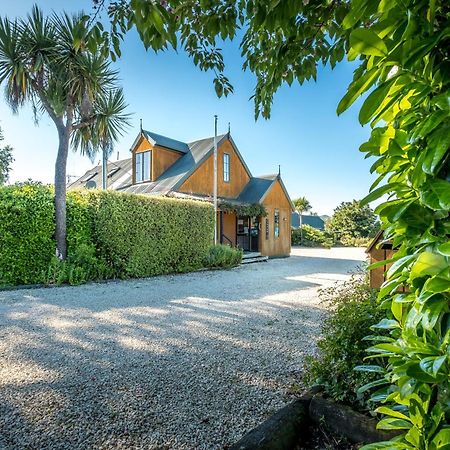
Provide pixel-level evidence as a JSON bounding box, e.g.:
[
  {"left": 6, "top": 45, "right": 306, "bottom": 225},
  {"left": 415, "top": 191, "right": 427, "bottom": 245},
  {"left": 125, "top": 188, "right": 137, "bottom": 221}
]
[{"left": 230, "top": 389, "right": 399, "bottom": 450}]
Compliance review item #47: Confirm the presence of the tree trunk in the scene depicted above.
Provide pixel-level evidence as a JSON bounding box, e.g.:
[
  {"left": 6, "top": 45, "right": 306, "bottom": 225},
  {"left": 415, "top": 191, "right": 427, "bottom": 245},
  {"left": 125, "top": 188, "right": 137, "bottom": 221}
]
[{"left": 54, "top": 125, "right": 70, "bottom": 260}]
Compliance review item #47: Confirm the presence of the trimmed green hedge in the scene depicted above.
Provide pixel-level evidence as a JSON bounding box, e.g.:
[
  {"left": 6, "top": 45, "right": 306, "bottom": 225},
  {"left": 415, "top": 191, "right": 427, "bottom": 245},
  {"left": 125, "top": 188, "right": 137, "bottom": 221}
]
[
  {"left": 0, "top": 183, "right": 55, "bottom": 284},
  {"left": 0, "top": 184, "right": 214, "bottom": 286},
  {"left": 91, "top": 191, "right": 214, "bottom": 278}
]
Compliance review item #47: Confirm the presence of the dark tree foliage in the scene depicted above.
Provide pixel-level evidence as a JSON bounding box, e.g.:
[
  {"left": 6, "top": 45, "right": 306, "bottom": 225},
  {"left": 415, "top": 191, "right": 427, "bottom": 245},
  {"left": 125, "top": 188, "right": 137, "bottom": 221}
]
[
  {"left": 92, "top": 1, "right": 450, "bottom": 447},
  {"left": 326, "top": 200, "right": 379, "bottom": 241}
]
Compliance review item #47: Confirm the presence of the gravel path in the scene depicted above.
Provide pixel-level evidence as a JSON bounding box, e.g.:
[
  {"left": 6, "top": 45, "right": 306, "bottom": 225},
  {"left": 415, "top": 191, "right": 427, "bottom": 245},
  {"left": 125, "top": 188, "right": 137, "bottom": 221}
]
[{"left": 0, "top": 247, "right": 365, "bottom": 450}]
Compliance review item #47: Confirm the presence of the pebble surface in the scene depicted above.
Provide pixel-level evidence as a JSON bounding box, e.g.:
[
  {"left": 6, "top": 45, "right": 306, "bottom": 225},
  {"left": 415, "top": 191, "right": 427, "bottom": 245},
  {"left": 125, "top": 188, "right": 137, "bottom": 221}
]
[{"left": 0, "top": 247, "right": 365, "bottom": 450}]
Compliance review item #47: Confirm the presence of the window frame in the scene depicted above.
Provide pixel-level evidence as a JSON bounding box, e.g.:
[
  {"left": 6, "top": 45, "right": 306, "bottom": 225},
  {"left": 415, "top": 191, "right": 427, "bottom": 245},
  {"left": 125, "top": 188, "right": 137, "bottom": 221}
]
[
  {"left": 223, "top": 152, "right": 230, "bottom": 183},
  {"left": 274, "top": 209, "right": 280, "bottom": 238},
  {"left": 135, "top": 150, "right": 151, "bottom": 183}
]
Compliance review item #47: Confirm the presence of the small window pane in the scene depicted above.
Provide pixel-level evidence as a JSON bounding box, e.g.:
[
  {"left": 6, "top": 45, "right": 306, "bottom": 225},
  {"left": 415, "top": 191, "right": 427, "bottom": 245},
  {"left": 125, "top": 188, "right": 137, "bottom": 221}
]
[
  {"left": 265, "top": 218, "right": 269, "bottom": 240},
  {"left": 223, "top": 153, "right": 230, "bottom": 182},
  {"left": 135, "top": 153, "right": 142, "bottom": 183},
  {"left": 135, "top": 151, "right": 151, "bottom": 183},
  {"left": 274, "top": 209, "right": 280, "bottom": 238},
  {"left": 143, "top": 151, "right": 151, "bottom": 181}
]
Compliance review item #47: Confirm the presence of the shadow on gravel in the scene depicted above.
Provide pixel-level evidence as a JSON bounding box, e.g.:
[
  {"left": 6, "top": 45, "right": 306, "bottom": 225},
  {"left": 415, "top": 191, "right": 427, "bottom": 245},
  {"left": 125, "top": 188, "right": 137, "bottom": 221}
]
[{"left": 0, "top": 251, "right": 364, "bottom": 449}]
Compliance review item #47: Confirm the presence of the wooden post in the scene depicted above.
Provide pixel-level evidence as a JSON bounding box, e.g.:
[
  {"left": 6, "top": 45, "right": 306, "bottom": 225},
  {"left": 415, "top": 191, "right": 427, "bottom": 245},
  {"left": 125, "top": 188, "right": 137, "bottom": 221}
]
[{"left": 213, "top": 115, "right": 218, "bottom": 244}]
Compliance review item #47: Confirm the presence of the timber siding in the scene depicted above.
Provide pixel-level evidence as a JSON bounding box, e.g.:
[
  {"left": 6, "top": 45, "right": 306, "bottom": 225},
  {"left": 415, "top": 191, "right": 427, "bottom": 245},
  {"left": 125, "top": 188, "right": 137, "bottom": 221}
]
[
  {"left": 179, "top": 140, "right": 251, "bottom": 198},
  {"left": 260, "top": 180, "right": 292, "bottom": 257},
  {"left": 70, "top": 129, "right": 294, "bottom": 258},
  {"left": 366, "top": 231, "right": 403, "bottom": 290}
]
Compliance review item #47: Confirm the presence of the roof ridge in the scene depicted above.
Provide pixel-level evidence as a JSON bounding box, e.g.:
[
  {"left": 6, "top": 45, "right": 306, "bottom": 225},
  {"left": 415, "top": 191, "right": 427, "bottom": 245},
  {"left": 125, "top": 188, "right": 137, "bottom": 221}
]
[
  {"left": 188, "top": 133, "right": 228, "bottom": 145},
  {"left": 254, "top": 174, "right": 278, "bottom": 180},
  {"left": 142, "top": 129, "right": 187, "bottom": 144}
]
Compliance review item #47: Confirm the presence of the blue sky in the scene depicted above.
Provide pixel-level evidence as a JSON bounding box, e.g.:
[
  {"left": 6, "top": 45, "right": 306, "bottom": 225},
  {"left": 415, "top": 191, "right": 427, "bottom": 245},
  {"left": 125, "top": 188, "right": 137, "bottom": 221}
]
[{"left": 1, "top": 0, "right": 374, "bottom": 215}]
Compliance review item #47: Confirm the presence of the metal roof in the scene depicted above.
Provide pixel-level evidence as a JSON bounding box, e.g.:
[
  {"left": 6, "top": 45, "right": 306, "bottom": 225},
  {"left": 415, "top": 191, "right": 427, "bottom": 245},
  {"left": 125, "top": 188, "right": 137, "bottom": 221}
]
[
  {"left": 291, "top": 214, "right": 325, "bottom": 230},
  {"left": 142, "top": 130, "right": 189, "bottom": 153},
  {"left": 117, "top": 134, "right": 228, "bottom": 195},
  {"left": 68, "top": 158, "right": 132, "bottom": 191},
  {"left": 69, "top": 132, "right": 293, "bottom": 211},
  {"left": 237, "top": 176, "right": 277, "bottom": 204}
]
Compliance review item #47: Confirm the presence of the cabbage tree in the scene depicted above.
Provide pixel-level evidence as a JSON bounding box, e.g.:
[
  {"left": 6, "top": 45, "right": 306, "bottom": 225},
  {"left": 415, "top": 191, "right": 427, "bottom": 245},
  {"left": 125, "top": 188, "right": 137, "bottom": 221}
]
[{"left": 0, "top": 6, "right": 129, "bottom": 259}]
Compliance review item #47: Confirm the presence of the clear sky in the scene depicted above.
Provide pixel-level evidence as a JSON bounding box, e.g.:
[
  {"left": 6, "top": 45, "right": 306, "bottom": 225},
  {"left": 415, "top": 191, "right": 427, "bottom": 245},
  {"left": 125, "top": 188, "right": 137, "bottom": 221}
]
[{"left": 0, "top": 0, "right": 375, "bottom": 215}]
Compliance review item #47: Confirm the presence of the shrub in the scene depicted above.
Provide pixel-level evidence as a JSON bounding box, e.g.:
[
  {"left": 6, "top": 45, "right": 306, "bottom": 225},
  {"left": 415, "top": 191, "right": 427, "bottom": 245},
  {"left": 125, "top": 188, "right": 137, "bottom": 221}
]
[
  {"left": 204, "top": 244, "right": 243, "bottom": 268},
  {"left": 291, "top": 224, "right": 333, "bottom": 248},
  {"left": 303, "top": 274, "right": 385, "bottom": 411},
  {"left": 90, "top": 190, "right": 214, "bottom": 278},
  {"left": 0, "top": 184, "right": 215, "bottom": 285},
  {"left": 339, "top": 236, "right": 372, "bottom": 248},
  {"left": 0, "top": 183, "right": 55, "bottom": 285}
]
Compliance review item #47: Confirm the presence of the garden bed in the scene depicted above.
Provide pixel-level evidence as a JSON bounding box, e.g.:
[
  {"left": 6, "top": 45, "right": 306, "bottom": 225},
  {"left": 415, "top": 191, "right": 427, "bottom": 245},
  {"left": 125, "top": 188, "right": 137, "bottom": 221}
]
[{"left": 230, "top": 389, "right": 398, "bottom": 450}]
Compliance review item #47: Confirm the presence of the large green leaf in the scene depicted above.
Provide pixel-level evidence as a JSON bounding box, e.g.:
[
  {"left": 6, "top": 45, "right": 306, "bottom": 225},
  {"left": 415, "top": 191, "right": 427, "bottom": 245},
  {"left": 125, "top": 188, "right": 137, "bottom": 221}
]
[
  {"left": 377, "top": 417, "right": 412, "bottom": 430},
  {"left": 359, "top": 77, "right": 397, "bottom": 125},
  {"left": 360, "top": 442, "right": 414, "bottom": 450},
  {"left": 423, "top": 274, "right": 450, "bottom": 293},
  {"left": 361, "top": 183, "right": 403, "bottom": 205},
  {"left": 350, "top": 28, "right": 388, "bottom": 57},
  {"left": 412, "top": 110, "right": 448, "bottom": 140},
  {"left": 375, "top": 406, "right": 411, "bottom": 421},
  {"left": 357, "top": 378, "right": 390, "bottom": 394},
  {"left": 429, "top": 180, "right": 450, "bottom": 210},
  {"left": 422, "top": 126, "right": 450, "bottom": 174},
  {"left": 437, "top": 241, "right": 450, "bottom": 256},
  {"left": 337, "top": 66, "right": 380, "bottom": 114},
  {"left": 410, "top": 252, "right": 448, "bottom": 280},
  {"left": 354, "top": 364, "right": 385, "bottom": 373},
  {"left": 386, "top": 254, "right": 416, "bottom": 278},
  {"left": 432, "top": 429, "right": 450, "bottom": 449}
]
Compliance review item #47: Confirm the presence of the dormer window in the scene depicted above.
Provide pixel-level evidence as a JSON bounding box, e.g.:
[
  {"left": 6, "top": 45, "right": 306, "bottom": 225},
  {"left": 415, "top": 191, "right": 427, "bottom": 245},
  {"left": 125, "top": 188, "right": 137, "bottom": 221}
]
[
  {"left": 135, "top": 151, "right": 151, "bottom": 183},
  {"left": 223, "top": 153, "right": 230, "bottom": 182}
]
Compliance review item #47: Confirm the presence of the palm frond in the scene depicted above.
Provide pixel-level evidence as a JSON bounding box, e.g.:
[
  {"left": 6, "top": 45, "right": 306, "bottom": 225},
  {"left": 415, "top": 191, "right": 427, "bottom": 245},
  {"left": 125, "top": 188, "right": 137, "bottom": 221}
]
[
  {"left": 0, "top": 17, "right": 30, "bottom": 112},
  {"left": 72, "top": 88, "right": 130, "bottom": 160}
]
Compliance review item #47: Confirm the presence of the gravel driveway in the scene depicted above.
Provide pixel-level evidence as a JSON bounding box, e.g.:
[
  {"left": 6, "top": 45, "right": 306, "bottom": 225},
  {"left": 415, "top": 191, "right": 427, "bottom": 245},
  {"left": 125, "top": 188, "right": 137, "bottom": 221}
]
[{"left": 0, "top": 247, "right": 365, "bottom": 450}]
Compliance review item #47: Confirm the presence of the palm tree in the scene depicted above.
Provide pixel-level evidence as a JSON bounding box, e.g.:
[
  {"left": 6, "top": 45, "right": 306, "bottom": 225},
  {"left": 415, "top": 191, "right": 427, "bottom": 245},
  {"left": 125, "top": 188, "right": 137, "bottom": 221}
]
[
  {"left": 293, "top": 197, "right": 312, "bottom": 245},
  {"left": 0, "top": 7, "right": 129, "bottom": 259}
]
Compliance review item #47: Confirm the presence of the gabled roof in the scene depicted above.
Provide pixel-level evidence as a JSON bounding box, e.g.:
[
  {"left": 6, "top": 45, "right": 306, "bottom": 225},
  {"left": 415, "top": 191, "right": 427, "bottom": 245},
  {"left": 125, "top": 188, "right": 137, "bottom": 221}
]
[
  {"left": 366, "top": 230, "right": 393, "bottom": 253},
  {"left": 237, "top": 175, "right": 277, "bottom": 204},
  {"left": 69, "top": 131, "right": 293, "bottom": 211},
  {"left": 237, "top": 174, "right": 295, "bottom": 211},
  {"left": 118, "top": 134, "right": 228, "bottom": 195},
  {"left": 142, "top": 130, "right": 190, "bottom": 153}
]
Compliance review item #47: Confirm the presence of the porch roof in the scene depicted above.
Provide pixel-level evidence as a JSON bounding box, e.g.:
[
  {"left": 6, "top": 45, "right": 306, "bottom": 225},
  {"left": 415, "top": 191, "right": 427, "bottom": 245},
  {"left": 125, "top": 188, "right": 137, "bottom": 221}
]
[
  {"left": 170, "top": 191, "right": 253, "bottom": 206},
  {"left": 237, "top": 175, "right": 277, "bottom": 204}
]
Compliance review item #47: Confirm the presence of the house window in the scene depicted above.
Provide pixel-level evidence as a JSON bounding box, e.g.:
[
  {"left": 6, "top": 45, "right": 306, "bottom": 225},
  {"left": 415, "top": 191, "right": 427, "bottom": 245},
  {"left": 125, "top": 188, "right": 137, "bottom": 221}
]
[
  {"left": 223, "top": 153, "right": 230, "bottom": 182},
  {"left": 135, "top": 151, "right": 151, "bottom": 183},
  {"left": 265, "top": 218, "right": 269, "bottom": 240},
  {"left": 274, "top": 209, "right": 280, "bottom": 238}
]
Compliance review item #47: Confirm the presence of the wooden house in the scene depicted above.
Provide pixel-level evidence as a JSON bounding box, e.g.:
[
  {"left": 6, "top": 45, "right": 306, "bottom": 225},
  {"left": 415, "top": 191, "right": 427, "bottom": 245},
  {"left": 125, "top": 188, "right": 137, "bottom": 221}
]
[
  {"left": 366, "top": 230, "right": 396, "bottom": 289},
  {"left": 69, "top": 130, "right": 294, "bottom": 257}
]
